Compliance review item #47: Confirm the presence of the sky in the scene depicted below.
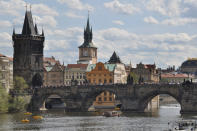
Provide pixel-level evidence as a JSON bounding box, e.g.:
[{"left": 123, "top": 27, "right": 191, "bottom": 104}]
[{"left": 1, "top": 0, "right": 197, "bottom": 68}]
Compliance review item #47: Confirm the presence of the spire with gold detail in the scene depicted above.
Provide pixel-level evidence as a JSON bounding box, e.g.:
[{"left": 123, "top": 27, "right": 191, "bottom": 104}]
[{"left": 79, "top": 13, "right": 96, "bottom": 48}]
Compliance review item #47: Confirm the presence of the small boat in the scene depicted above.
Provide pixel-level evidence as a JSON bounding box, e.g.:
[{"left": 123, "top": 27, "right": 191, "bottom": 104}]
[
  {"left": 21, "top": 118, "right": 30, "bottom": 123},
  {"left": 24, "top": 112, "right": 32, "bottom": 115},
  {"left": 32, "top": 115, "right": 43, "bottom": 120},
  {"left": 102, "top": 110, "right": 121, "bottom": 117},
  {"left": 168, "top": 120, "right": 197, "bottom": 131}
]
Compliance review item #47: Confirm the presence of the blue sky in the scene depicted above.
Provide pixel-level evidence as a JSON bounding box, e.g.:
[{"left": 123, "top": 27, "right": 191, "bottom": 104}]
[{"left": 1, "top": 0, "right": 197, "bottom": 68}]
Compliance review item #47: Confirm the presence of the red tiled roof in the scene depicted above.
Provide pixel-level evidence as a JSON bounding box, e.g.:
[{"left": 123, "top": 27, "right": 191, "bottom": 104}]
[
  {"left": 67, "top": 64, "right": 88, "bottom": 69},
  {"left": 44, "top": 57, "right": 58, "bottom": 63},
  {"left": 0, "top": 53, "right": 6, "bottom": 57},
  {"left": 7, "top": 57, "right": 13, "bottom": 61},
  {"left": 161, "top": 73, "right": 191, "bottom": 78},
  {"left": 144, "top": 64, "right": 155, "bottom": 69},
  {"left": 0, "top": 53, "right": 13, "bottom": 61}
]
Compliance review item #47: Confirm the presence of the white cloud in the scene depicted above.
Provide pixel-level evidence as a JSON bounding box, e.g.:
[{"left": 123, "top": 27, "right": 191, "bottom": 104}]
[
  {"left": 145, "top": 0, "right": 188, "bottom": 17},
  {"left": 0, "top": 21, "right": 12, "bottom": 28},
  {"left": 112, "top": 20, "right": 124, "bottom": 25},
  {"left": 184, "top": 0, "right": 197, "bottom": 7},
  {"left": 64, "top": 11, "right": 84, "bottom": 19},
  {"left": 104, "top": 0, "right": 140, "bottom": 15},
  {"left": 92, "top": 28, "right": 197, "bottom": 67},
  {"left": 57, "top": 0, "right": 94, "bottom": 11},
  {"left": 34, "top": 15, "right": 57, "bottom": 28},
  {"left": 0, "top": 0, "right": 25, "bottom": 16},
  {"left": 32, "top": 4, "right": 59, "bottom": 16},
  {"left": 0, "top": 32, "right": 11, "bottom": 41},
  {"left": 161, "top": 17, "right": 197, "bottom": 26},
  {"left": 144, "top": 16, "right": 159, "bottom": 24}
]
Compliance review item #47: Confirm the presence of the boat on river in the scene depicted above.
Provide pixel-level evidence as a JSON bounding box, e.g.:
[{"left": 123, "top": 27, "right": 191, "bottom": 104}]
[
  {"left": 21, "top": 118, "right": 30, "bottom": 123},
  {"left": 32, "top": 115, "right": 43, "bottom": 120},
  {"left": 168, "top": 120, "right": 197, "bottom": 131},
  {"left": 102, "top": 110, "right": 121, "bottom": 117}
]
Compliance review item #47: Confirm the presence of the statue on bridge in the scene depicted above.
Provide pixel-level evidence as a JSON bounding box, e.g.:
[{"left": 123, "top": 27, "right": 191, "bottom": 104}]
[{"left": 32, "top": 73, "right": 43, "bottom": 87}]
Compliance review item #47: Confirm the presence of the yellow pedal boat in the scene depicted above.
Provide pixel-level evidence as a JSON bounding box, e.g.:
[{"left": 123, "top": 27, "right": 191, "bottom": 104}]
[
  {"left": 32, "top": 115, "right": 43, "bottom": 120},
  {"left": 24, "top": 112, "right": 32, "bottom": 115},
  {"left": 21, "top": 119, "right": 30, "bottom": 123}
]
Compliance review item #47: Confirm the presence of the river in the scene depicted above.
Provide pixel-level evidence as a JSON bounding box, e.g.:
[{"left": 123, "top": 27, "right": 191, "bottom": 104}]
[{"left": 0, "top": 104, "right": 196, "bottom": 131}]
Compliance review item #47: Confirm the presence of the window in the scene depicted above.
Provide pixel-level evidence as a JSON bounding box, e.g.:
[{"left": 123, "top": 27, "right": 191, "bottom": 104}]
[
  {"left": 110, "top": 92, "right": 113, "bottom": 96},
  {"left": 2, "top": 83, "right": 5, "bottom": 88},
  {"left": 109, "top": 97, "right": 112, "bottom": 101},
  {"left": 98, "top": 66, "right": 102, "bottom": 70},
  {"left": 2, "top": 74, "right": 5, "bottom": 79},
  {"left": 104, "top": 79, "right": 107, "bottom": 83},
  {"left": 104, "top": 92, "right": 107, "bottom": 96},
  {"left": 104, "top": 97, "right": 107, "bottom": 101},
  {"left": 109, "top": 79, "right": 112, "bottom": 83},
  {"left": 2, "top": 66, "right": 5, "bottom": 70},
  {"left": 99, "top": 79, "right": 102, "bottom": 83},
  {"left": 98, "top": 97, "right": 102, "bottom": 101}
]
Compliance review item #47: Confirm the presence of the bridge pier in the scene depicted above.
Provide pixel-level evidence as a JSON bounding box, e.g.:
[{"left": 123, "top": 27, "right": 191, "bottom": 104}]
[
  {"left": 120, "top": 98, "right": 143, "bottom": 112},
  {"left": 63, "top": 99, "right": 88, "bottom": 112}
]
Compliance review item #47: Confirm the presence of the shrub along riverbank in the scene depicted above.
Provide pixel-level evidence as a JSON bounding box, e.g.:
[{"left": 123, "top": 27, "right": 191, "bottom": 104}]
[
  {"left": 0, "top": 86, "right": 28, "bottom": 113},
  {"left": 0, "top": 76, "right": 29, "bottom": 113}
]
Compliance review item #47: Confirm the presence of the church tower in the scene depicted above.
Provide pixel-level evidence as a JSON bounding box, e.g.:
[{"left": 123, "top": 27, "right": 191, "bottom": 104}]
[
  {"left": 77, "top": 15, "right": 97, "bottom": 64},
  {"left": 12, "top": 10, "right": 45, "bottom": 87}
]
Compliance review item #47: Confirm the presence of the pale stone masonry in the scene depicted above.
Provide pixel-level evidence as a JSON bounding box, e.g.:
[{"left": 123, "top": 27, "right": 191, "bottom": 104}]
[
  {"left": 64, "top": 64, "right": 88, "bottom": 86},
  {"left": 0, "top": 54, "right": 13, "bottom": 92}
]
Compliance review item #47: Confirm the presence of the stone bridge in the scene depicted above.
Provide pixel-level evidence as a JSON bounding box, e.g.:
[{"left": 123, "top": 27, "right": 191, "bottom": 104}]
[{"left": 28, "top": 83, "right": 197, "bottom": 114}]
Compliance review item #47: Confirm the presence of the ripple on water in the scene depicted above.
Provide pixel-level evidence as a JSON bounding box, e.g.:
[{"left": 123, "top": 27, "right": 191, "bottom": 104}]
[{"left": 0, "top": 106, "right": 190, "bottom": 131}]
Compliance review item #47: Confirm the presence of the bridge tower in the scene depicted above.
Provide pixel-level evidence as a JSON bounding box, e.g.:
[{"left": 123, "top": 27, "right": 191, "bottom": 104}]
[{"left": 12, "top": 10, "right": 45, "bottom": 87}]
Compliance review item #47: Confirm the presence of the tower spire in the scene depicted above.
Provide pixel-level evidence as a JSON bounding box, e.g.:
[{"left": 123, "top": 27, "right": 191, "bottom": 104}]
[
  {"left": 84, "top": 12, "right": 92, "bottom": 43},
  {"left": 22, "top": 10, "right": 36, "bottom": 35},
  {"left": 34, "top": 18, "right": 38, "bottom": 34},
  {"left": 42, "top": 27, "right": 44, "bottom": 36}
]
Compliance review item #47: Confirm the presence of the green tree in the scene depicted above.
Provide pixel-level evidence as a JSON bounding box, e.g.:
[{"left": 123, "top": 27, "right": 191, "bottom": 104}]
[
  {"left": 14, "top": 76, "right": 28, "bottom": 90},
  {"left": 129, "top": 72, "right": 139, "bottom": 84},
  {"left": 8, "top": 96, "right": 27, "bottom": 112},
  {"left": 0, "top": 83, "right": 9, "bottom": 113}
]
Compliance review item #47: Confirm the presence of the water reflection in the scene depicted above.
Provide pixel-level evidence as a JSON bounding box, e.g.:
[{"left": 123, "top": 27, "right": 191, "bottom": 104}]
[{"left": 0, "top": 104, "right": 194, "bottom": 131}]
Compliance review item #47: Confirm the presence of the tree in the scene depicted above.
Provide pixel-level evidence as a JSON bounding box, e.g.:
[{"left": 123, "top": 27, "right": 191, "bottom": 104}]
[
  {"left": 8, "top": 96, "right": 27, "bottom": 112},
  {"left": 14, "top": 76, "right": 28, "bottom": 90},
  {"left": 0, "top": 83, "right": 9, "bottom": 113},
  {"left": 128, "top": 72, "right": 139, "bottom": 84}
]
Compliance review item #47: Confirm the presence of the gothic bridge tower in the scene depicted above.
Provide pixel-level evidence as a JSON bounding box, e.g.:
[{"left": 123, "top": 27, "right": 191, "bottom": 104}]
[
  {"left": 12, "top": 10, "right": 45, "bottom": 87},
  {"left": 77, "top": 16, "right": 97, "bottom": 64}
]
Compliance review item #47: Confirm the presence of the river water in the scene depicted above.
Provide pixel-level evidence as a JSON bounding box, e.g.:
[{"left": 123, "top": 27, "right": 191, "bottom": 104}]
[{"left": 0, "top": 104, "right": 196, "bottom": 131}]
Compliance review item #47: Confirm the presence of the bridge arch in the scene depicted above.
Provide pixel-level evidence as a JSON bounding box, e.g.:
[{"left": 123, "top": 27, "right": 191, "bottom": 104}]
[
  {"left": 83, "top": 87, "right": 122, "bottom": 111},
  {"left": 138, "top": 90, "right": 182, "bottom": 112},
  {"left": 29, "top": 88, "right": 75, "bottom": 111}
]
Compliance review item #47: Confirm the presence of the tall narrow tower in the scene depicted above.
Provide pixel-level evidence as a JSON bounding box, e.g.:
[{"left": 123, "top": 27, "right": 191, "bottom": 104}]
[
  {"left": 12, "top": 10, "right": 45, "bottom": 87},
  {"left": 77, "top": 16, "right": 97, "bottom": 64}
]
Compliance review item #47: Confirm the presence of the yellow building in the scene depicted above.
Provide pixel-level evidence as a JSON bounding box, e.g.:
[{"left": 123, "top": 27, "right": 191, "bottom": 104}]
[{"left": 86, "top": 62, "right": 115, "bottom": 109}]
